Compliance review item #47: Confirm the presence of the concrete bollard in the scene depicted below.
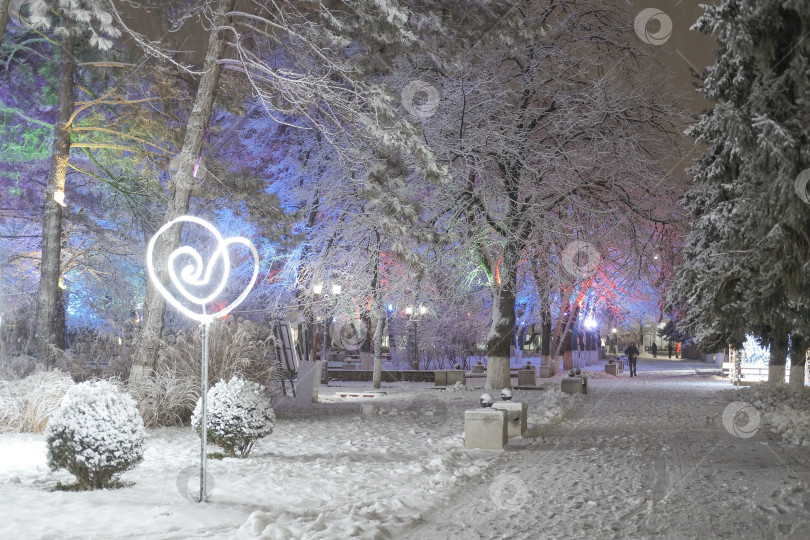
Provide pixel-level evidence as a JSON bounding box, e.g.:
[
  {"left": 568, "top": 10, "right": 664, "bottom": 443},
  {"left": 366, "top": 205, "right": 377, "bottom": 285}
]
[
  {"left": 464, "top": 409, "right": 508, "bottom": 450},
  {"left": 492, "top": 401, "right": 528, "bottom": 438},
  {"left": 517, "top": 367, "right": 537, "bottom": 387},
  {"left": 561, "top": 377, "right": 580, "bottom": 395}
]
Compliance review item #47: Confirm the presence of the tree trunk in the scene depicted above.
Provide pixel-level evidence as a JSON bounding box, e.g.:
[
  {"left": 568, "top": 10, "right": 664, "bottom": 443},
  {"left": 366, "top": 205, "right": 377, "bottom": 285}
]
[
  {"left": 768, "top": 336, "right": 787, "bottom": 385},
  {"left": 789, "top": 336, "right": 807, "bottom": 394},
  {"left": 540, "top": 299, "right": 551, "bottom": 364},
  {"left": 0, "top": 0, "right": 10, "bottom": 47},
  {"left": 35, "top": 30, "right": 74, "bottom": 368},
  {"left": 54, "top": 284, "right": 67, "bottom": 350},
  {"left": 359, "top": 315, "right": 372, "bottom": 370},
  {"left": 369, "top": 233, "right": 384, "bottom": 388},
  {"left": 372, "top": 314, "right": 384, "bottom": 389},
  {"left": 387, "top": 310, "right": 397, "bottom": 365},
  {"left": 129, "top": 0, "right": 235, "bottom": 386},
  {"left": 485, "top": 263, "right": 517, "bottom": 391}
]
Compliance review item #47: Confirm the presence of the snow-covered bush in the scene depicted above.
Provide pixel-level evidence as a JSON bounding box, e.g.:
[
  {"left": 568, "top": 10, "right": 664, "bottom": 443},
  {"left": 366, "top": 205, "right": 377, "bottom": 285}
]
[
  {"left": 191, "top": 376, "right": 275, "bottom": 458},
  {"left": 0, "top": 370, "right": 74, "bottom": 433},
  {"left": 46, "top": 380, "right": 146, "bottom": 489},
  {"left": 739, "top": 385, "right": 810, "bottom": 447}
]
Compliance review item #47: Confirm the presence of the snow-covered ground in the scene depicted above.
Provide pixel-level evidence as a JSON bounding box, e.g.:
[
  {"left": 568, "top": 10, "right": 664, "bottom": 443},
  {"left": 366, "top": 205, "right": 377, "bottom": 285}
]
[{"left": 1, "top": 358, "right": 808, "bottom": 539}]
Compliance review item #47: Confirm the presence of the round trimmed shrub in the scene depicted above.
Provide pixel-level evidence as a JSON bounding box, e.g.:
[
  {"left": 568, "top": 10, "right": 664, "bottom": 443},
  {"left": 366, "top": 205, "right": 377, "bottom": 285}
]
[
  {"left": 192, "top": 376, "right": 275, "bottom": 458},
  {"left": 46, "top": 380, "right": 146, "bottom": 490}
]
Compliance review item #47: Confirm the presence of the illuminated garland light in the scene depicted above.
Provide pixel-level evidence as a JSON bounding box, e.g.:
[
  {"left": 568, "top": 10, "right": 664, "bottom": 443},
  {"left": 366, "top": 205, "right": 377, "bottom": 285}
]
[{"left": 146, "top": 215, "right": 259, "bottom": 324}]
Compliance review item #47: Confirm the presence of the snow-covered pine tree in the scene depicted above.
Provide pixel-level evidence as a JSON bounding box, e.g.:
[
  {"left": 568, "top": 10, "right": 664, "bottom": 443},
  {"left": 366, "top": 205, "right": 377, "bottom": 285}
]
[
  {"left": 26, "top": 0, "right": 123, "bottom": 367},
  {"left": 672, "top": 0, "right": 810, "bottom": 391}
]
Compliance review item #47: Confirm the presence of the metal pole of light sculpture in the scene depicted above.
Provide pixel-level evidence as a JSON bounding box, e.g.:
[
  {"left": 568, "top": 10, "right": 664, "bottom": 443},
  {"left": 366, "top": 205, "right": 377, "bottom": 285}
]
[{"left": 146, "top": 216, "right": 259, "bottom": 503}]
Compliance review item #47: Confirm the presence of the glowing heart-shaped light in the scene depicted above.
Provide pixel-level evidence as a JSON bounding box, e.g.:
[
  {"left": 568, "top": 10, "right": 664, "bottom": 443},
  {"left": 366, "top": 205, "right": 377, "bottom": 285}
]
[{"left": 146, "top": 216, "right": 259, "bottom": 324}]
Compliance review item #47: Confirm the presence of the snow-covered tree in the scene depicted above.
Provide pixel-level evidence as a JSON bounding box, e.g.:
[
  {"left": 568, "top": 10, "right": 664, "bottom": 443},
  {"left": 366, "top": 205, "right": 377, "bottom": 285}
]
[
  {"left": 670, "top": 0, "right": 810, "bottom": 391},
  {"left": 21, "top": 0, "right": 144, "bottom": 365},
  {"left": 412, "top": 0, "right": 689, "bottom": 389}
]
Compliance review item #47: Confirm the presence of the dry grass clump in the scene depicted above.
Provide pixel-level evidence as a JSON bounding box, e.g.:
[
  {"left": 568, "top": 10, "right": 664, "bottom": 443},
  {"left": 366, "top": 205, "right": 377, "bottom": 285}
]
[
  {"left": 0, "top": 370, "right": 75, "bottom": 433},
  {"left": 159, "top": 318, "right": 282, "bottom": 388},
  {"left": 128, "top": 366, "right": 199, "bottom": 428},
  {"left": 126, "top": 318, "right": 282, "bottom": 427}
]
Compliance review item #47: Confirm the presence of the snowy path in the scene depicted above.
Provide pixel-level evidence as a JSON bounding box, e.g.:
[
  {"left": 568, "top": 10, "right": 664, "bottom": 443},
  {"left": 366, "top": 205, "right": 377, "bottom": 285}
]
[
  {"left": 1, "top": 358, "right": 808, "bottom": 539},
  {"left": 401, "top": 359, "right": 810, "bottom": 540}
]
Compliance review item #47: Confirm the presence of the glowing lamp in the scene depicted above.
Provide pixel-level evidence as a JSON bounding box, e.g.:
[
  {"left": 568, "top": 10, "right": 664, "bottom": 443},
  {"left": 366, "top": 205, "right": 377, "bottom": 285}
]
[
  {"left": 419, "top": 306, "right": 426, "bottom": 315},
  {"left": 331, "top": 284, "right": 342, "bottom": 295},
  {"left": 387, "top": 304, "right": 394, "bottom": 312},
  {"left": 405, "top": 306, "right": 413, "bottom": 315},
  {"left": 145, "top": 215, "right": 259, "bottom": 504},
  {"left": 584, "top": 317, "right": 597, "bottom": 330},
  {"left": 313, "top": 283, "right": 323, "bottom": 295},
  {"left": 145, "top": 215, "right": 259, "bottom": 324}
]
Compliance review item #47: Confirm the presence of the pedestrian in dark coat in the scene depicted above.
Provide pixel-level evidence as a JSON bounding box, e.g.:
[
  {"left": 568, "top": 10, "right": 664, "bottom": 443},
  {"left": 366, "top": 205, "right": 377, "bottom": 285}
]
[
  {"left": 668, "top": 342, "right": 673, "bottom": 358},
  {"left": 624, "top": 342, "right": 639, "bottom": 377},
  {"left": 651, "top": 342, "right": 657, "bottom": 358}
]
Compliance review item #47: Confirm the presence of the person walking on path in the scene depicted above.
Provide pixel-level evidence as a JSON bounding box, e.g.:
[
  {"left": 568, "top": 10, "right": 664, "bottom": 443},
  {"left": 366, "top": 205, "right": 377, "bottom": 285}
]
[
  {"left": 668, "top": 342, "right": 673, "bottom": 358},
  {"left": 624, "top": 342, "right": 639, "bottom": 377},
  {"left": 651, "top": 342, "right": 657, "bottom": 358}
]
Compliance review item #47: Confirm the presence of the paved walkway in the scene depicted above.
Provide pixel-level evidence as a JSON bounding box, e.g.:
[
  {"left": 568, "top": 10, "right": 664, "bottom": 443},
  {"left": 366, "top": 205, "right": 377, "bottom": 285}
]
[{"left": 403, "top": 358, "right": 810, "bottom": 539}]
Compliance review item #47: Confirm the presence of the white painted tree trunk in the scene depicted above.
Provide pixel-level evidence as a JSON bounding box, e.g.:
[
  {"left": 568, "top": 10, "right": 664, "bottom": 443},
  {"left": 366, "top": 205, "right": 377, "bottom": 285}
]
[
  {"left": 768, "top": 339, "right": 787, "bottom": 384},
  {"left": 789, "top": 363, "right": 806, "bottom": 394},
  {"left": 372, "top": 315, "right": 384, "bottom": 389},
  {"left": 486, "top": 355, "right": 511, "bottom": 391},
  {"left": 769, "top": 364, "right": 786, "bottom": 385}
]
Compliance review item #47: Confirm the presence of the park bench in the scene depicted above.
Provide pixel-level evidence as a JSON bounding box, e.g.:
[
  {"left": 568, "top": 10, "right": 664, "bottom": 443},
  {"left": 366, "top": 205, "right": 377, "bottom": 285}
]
[{"left": 464, "top": 401, "right": 528, "bottom": 450}]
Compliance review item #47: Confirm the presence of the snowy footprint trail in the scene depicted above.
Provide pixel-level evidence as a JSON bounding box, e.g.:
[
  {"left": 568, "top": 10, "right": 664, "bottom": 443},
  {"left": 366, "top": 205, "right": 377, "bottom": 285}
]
[{"left": 402, "top": 359, "right": 810, "bottom": 540}]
